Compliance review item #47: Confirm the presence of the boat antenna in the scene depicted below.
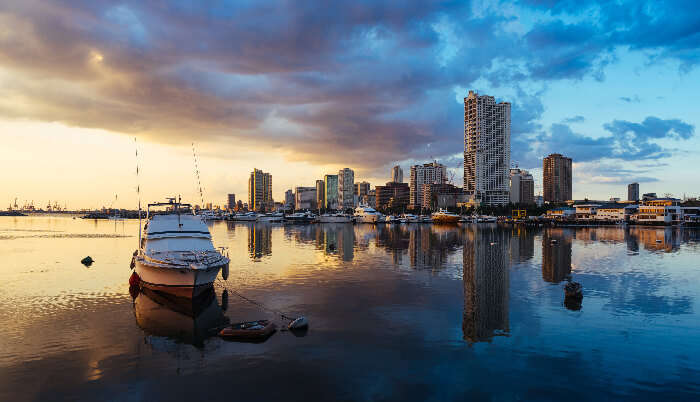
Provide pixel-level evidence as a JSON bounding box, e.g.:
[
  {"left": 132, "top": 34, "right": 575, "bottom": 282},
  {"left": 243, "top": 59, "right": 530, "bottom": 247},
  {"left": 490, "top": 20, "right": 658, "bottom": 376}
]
[
  {"left": 135, "top": 137, "right": 142, "bottom": 252},
  {"left": 192, "top": 142, "right": 205, "bottom": 210}
]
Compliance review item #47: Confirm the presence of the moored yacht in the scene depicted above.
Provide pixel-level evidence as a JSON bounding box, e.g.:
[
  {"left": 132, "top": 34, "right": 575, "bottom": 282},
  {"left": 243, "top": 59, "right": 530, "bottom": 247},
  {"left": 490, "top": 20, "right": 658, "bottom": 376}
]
[
  {"left": 431, "top": 209, "right": 461, "bottom": 224},
  {"left": 354, "top": 204, "right": 384, "bottom": 224},
  {"left": 384, "top": 215, "right": 399, "bottom": 224},
  {"left": 285, "top": 211, "right": 316, "bottom": 224},
  {"left": 233, "top": 212, "right": 257, "bottom": 221},
  {"left": 257, "top": 212, "right": 284, "bottom": 222},
  {"left": 318, "top": 212, "right": 353, "bottom": 223},
  {"left": 132, "top": 198, "right": 229, "bottom": 298},
  {"left": 399, "top": 214, "right": 420, "bottom": 223}
]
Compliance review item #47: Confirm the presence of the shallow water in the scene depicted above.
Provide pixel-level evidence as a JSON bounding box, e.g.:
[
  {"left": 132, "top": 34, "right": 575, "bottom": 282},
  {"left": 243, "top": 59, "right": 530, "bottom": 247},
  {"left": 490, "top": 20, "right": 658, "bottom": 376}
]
[{"left": 1, "top": 215, "right": 699, "bottom": 401}]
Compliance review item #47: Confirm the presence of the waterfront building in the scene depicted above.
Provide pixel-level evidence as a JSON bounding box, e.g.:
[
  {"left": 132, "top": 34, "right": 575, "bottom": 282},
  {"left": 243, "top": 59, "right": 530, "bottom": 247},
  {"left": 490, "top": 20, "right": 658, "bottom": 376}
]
[
  {"left": 227, "top": 193, "right": 236, "bottom": 211},
  {"left": 509, "top": 168, "right": 535, "bottom": 205},
  {"left": 338, "top": 168, "right": 355, "bottom": 209},
  {"left": 324, "top": 174, "right": 339, "bottom": 210},
  {"left": 284, "top": 189, "right": 294, "bottom": 210},
  {"left": 464, "top": 90, "right": 511, "bottom": 206},
  {"left": 421, "top": 183, "right": 462, "bottom": 210},
  {"left": 391, "top": 165, "right": 404, "bottom": 183},
  {"left": 574, "top": 204, "right": 601, "bottom": 221},
  {"left": 596, "top": 203, "right": 637, "bottom": 222},
  {"left": 545, "top": 207, "right": 576, "bottom": 220},
  {"left": 634, "top": 198, "right": 683, "bottom": 225},
  {"left": 543, "top": 154, "right": 572, "bottom": 203},
  {"left": 410, "top": 161, "right": 447, "bottom": 209},
  {"left": 294, "top": 186, "right": 317, "bottom": 210},
  {"left": 375, "top": 182, "right": 410, "bottom": 210},
  {"left": 628, "top": 183, "right": 640, "bottom": 202},
  {"left": 248, "top": 168, "right": 273, "bottom": 211},
  {"left": 316, "top": 180, "right": 325, "bottom": 210},
  {"left": 535, "top": 195, "right": 544, "bottom": 207},
  {"left": 366, "top": 189, "right": 377, "bottom": 208}
]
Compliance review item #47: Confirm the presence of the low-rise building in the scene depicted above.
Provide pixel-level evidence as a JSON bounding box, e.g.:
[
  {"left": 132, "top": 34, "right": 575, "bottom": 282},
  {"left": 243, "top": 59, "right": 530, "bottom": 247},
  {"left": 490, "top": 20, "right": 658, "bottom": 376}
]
[
  {"left": 634, "top": 198, "right": 682, "bottom": 225},
  {"left": 546, "top": 207, "right": 576, "bottom": 220},
  {"left": 574, "top": 204, "right": 601, "bottom": 221},
  {"left": 595, "top": 203, "right": 637, "bottom": 222}
]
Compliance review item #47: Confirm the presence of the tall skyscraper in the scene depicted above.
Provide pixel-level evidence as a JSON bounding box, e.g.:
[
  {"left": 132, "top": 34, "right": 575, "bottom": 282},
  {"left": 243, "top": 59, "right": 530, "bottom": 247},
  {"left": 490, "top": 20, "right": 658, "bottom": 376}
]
[
  {"left": 324, "top": 174, "right": 339, "bottom": 210},
  {"left": 248, "top": 168, "right": 272, "bottom": 211},
  {"left": 509, "top": 168, "right": 535, "bottom": 205},
  {"left": 543, "top": 154, "right": 572, "bottom": 203},
  {"left": 354, "top": 181, "right": 370, "bottom": 197},
  {"left": 294, "top": 186, "right": 317, "bottom": 210},
  {"left": 628, "top": 182, "right": 639, "bottom": 202},
  {"left": 464, "top": 90, "right": 511, "bottom": 206},
  {"left": 391, "top": 165, "right": 404, "bottom": 183},
  {"left": 409, "top": 161, "right": 446, "bottom": 208},
  {"left": 227, "top": 193, "right": 236, "bottom": 210},
  {"left": 284, "top": 189, "right": 294, "bottom": 209},
  {"left": 316, "top": 179, "right": 325, "bottom": 210},
  {"left": 338, "top": 168, "right": 355, "bottom": 209}
]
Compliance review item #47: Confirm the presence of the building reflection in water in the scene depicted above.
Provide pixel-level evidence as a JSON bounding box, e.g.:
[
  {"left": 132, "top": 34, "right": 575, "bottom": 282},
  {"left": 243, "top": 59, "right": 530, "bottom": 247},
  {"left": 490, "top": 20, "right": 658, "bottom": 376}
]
[
  {"left": 322, "top": 224, "right": 355, "bottom": 261},
  {"left": 133, "top": 285, "right": 228, "bottom": 347},
  {"left": 462, "top": 226, "right": 510, "bottom": 344},
  {"left": 248, "top": 223, "right": 272, "bottom": 260},
  {"left": 408, "top": 225, "right": 462, "bottom": 271},
  {"left": 542, "top": 228, "right": 573, "bottom": 283},
  {"left": 628, "top": 227, "right": 681, "bottom": 253},
  {"left": 508, "top": 226, "right": 535, "bottom": 263}
]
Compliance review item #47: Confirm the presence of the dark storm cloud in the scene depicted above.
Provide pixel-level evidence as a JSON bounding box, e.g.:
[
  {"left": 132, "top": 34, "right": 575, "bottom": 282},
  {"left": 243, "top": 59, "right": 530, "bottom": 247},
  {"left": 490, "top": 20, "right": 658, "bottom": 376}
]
[{"left": 0, "top": 0, "right": 698, "bottom": 169}]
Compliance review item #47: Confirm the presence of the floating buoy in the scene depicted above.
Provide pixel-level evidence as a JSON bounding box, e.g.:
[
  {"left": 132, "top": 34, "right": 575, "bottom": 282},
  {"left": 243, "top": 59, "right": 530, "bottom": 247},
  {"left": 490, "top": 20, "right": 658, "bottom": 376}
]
[
  {"left": 81, "top": 256, "right": 94, "bottom": 266},
  {"left": 288, "top": 316, "right": 308, "bottom": 330},
  {"left": 129, "top": 271, "right": 141, "bottom": 287}
]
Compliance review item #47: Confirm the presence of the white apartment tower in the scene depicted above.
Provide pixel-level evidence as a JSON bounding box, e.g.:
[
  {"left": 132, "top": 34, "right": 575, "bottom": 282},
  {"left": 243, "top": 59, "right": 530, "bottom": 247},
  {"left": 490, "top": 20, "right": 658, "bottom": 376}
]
[
  {"left": 338, "top": 168, "right": 355, "bottom": 210},
  {"left": 464, "top": 90, "right": 511, "bottom": 206},
  {"left": 410, "top": 161, "right": 447, "bottom": 208}
]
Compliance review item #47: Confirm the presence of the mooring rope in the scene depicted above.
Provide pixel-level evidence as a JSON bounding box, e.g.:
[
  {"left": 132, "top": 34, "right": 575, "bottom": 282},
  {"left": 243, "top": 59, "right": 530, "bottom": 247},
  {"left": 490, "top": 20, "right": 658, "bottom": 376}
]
[{"left": 215, "top": 278, "right": 296, "bottom": 321}]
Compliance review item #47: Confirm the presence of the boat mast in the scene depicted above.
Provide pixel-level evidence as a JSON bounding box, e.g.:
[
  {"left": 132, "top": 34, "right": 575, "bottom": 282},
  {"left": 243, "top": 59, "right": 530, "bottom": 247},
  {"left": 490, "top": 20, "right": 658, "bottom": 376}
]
[
  {"left": 135, "top": 137, "right": 142, "bottom": 252},
  {"left": 192, "top": 143, "right": 205, "bottom": 211}
]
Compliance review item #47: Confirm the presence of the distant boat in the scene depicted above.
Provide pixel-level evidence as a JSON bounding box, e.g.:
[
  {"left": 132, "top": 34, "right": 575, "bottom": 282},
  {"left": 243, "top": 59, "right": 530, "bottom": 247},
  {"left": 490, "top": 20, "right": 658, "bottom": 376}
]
[
  {"left": 132, "top": 198, "right": 229, "bottom": 298},
  {"left": 285, "top": 211, "right": 316, "bottom": 224},
  {"left": 399, "top": 214, "right": 420, "bottom": 223},
  {"left": 384, "top": 215, "right": 400, "bottom": 224},
  {"left": 318, "top": 213, "right": 353, "bottom": 223},
  {"left": 257, "top": 212, "right": 284, "bottom": 222},
  {"left": 431, "top": 209, "right": 460, "bottom": 224},
  {"left": 232, "top": 212, "right": 257, "bottom": 221},
  {"left": 354, "top": 205, "right": 384, "bottom": 224}
]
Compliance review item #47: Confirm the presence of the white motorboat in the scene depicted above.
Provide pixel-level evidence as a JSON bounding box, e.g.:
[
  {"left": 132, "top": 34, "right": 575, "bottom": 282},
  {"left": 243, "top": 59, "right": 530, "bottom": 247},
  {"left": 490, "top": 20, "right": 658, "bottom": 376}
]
[
  {"left": 431, "top": 209, "right": 460, "bottom": 224},
  {"left": 399, "top": 214, "right": 420, "bottom": 223},
  {"left": 354, "top": 205, "right": 384, "bottom": 224},
  {"left": 384, "top": 215, "right": 400, "bottom": 224},
  {"left": 285, "top": 211, "right": 316, "bottom": 224},
  {"left": 132, "top": 198, "right": 229, "bottom": 298},
  {"left": 257, "top": 212, "right": 284, "bottom": 222},
  {"left": 318, "top": 213, "right": 353, "bottom": 223},
  {"left": 233, "top": 212, "right": 257, "bottom": 221}
]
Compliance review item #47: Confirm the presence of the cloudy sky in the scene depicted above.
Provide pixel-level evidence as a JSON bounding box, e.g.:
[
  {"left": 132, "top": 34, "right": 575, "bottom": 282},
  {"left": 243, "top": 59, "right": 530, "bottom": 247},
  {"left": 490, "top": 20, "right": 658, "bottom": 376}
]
[{"left": 1, "top": 0, "right": 698, "bottom": 209}]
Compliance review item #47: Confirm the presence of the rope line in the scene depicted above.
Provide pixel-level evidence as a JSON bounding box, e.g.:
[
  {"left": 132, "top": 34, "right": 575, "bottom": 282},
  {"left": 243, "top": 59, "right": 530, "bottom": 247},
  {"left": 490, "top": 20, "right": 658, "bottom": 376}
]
[{"left": 216, "top": 278, "right": 296, "bottom": 321}]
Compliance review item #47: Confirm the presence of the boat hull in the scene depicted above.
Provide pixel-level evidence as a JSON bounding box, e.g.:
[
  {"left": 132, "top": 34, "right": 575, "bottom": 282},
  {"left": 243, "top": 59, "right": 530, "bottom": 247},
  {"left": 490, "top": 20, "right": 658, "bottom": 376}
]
[
  {"left": 318, "top": 216, "right": 353, "bottom": 223},
  {"left": 355, "top": 215, "right": 382, "bottom": 223},
  {"left": 134, "top": 260, "right": 224, "bottom": 298}
]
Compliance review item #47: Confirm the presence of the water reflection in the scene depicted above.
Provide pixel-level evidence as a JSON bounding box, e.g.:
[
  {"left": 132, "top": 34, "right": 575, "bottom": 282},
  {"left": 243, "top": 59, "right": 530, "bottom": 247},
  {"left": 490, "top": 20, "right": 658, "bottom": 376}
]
[
  {"left": 462, "top": 226, "right": 510, "bottom": 344},
  {"left": 248, "top": 223, "right": 272, "bottom": 259},
  {"left": 542, "top": 228, "right": 573, "bottom": 283},
  {"left": 508, "top": 226, "right": 535, "bottom": 263},
  {"left": 133, "top": 286, "right": 228, "bottom": 347}
]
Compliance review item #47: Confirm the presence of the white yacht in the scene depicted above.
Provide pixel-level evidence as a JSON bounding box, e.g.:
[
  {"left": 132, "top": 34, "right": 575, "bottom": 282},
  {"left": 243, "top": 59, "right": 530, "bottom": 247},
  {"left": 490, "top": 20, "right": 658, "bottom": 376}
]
[
  {"left": 354, "top": 205, "right": 384, "bottom": 224},
  {"left": 318, "top": 213, "right": 353, "bottom": 223},
  {"left": 257, "top": 212, "right": 284, "bottom": 222},
  {"left": 233, "top": 212, "right": 257, "bottom": 221},
  {"left": 399, "top": 214, "right": 420, "bottom": 223},
  {"left": 132, "top": 198, "right": 229, "bottom": 298}
]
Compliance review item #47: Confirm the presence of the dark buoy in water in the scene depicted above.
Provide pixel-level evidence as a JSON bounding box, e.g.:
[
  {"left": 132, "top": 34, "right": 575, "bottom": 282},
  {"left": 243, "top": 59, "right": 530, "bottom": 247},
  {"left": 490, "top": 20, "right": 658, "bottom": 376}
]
[
  {"left": 564, "top": 281, "right": 583, "bottom": 299},
  {"left": 81, "top": 256, "right": 94, "bottom": 266}
]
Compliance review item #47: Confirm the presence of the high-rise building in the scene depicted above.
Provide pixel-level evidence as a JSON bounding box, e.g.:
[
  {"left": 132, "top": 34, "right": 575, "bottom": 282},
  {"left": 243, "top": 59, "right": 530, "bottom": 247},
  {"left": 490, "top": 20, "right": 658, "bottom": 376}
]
[
  {"left": 227, "top": 193, "right": 236, "bottom": 210},
  {"left": 421, "top": 183, "right": 462, "bottom": 210},
  {"left": 248, "top": 169, "right": 273, "bottom": 211},
  {"left": 324, "top": 174, "right": 339, "bottom": 210},
  {"left": 509, "top": 168, "right": 535, "bottom": 205},
  {"left": 375, "top": 182, "right": 410, "bottom": 210},
  {"left": 464, "top": 90, "right": 511, "bottom": 206},
  {"left": 316, "top": 180, "right": 325, "bottom": 210},
  {"left": 354, "top": 181, "right": 370, "bottom": 198},
  {"left": 284, "top": 189, "right": 294, "bottom": 209},
  {"left": 338, "top": 168, "right": 355, "bottom": 209},
  {"left": 543, "top": 154, "right": 572, "bottom": 203},
  {"left": 410, "top": 161, "right": 447, "bottom": 209},
  {"left": 391, "top": 165, "right": 404, "bottom": 183},
  {"left": 295, "top": 186, "right": 317, "bottom": 210},
  {"left": 628, "top": 182, "right": 639, "bottom": 202}
]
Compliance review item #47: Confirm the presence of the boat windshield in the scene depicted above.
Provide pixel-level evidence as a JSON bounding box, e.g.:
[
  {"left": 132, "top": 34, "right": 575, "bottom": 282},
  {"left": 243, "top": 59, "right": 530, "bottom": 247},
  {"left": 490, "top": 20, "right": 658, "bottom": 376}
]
[{"left": 145, "top": 238, "right": 215, "bottom": 253}]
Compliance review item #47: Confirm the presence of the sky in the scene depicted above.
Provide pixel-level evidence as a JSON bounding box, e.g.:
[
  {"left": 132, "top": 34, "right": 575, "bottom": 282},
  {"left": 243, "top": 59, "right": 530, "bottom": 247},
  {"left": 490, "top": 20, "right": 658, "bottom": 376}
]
[{"left": 1, "top": 0, "right": 699, "bottom": 209}]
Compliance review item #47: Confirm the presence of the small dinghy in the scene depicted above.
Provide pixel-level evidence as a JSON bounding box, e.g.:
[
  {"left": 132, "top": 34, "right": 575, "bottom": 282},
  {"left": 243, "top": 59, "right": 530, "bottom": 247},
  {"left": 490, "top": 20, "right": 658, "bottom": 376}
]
[{"left": 219, "top": 320, "right": 276, "bottom": 341}]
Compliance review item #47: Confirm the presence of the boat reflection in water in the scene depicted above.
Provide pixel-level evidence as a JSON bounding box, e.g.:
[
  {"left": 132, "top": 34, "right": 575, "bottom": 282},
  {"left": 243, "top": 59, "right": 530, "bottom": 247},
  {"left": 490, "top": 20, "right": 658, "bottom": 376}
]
[
  {"left": 133, "top": 285, "right": 229, "bottom": 347},
  {"left": 462, "top": 226, "right": 510, "bottom": 344}
]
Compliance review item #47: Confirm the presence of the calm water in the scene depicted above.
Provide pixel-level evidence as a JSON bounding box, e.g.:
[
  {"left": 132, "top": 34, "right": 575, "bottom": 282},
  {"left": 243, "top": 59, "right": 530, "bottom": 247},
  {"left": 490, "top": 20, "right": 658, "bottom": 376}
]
[{"left": 1, "top": 215, "right": 699, "bottom": 401}]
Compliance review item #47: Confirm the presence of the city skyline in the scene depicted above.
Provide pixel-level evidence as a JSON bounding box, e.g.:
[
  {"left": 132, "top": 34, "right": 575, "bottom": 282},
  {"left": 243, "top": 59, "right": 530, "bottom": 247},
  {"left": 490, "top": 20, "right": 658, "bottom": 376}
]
[{"left": 1, "top": 1, "right": 699, "bottom": 209}]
